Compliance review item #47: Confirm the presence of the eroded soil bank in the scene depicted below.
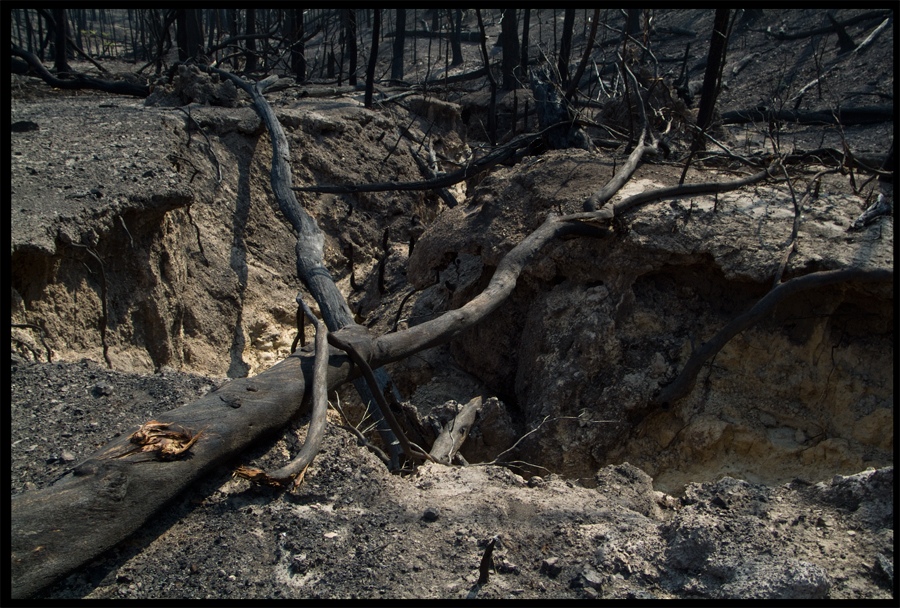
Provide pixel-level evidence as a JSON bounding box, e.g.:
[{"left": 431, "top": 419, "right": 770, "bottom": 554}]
[{"left": 10, "top": 8, "right": 894, "bottom": 600}]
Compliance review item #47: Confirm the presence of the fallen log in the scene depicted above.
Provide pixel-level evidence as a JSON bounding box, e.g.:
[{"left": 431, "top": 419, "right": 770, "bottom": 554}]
[
  {"left": 751, "top": 9, "right": 892, "bottom": 41},
  {"left": 10, "top": 349, "right": 347, "bottom": 599},
  {"left": 721, "top": 105, "right": 894, "bottom": 126},
  {"left": 11, "top": 44, "right": 150, "bottom": 98}
]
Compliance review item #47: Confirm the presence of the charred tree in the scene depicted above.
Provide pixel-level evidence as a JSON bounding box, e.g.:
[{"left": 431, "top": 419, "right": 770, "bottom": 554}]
[
  {"left": 500, "top": 9, "right": 519, "bottom": 90},
  {"left": 693, "top": 9, "right": 731, "bottom": 150},
  {"left": 245, "top": 9, "right": 257, "bottom": 72},
  {"left": 290, "top": 9, "right": 306, "bottom": 82},
  {"left": 557, "top": 8, "right": 575, "bottom": 89},
  {"left": 227, "top": 8, "right": 239, "bottom": 69},
  {"left": 52, "top": 8, "right": 70, "bottom": 76},
  {"left": 365, "top": 9, "right": 381, "bottom": 108},
  {"left": 345, "top": 9, "right": 358, "bottom": 86},
  {"left": 475, "top": 9, "right": 498, "bottom": 145},
  {"left": 391, "top": 8, "right": 406, "bottom": 81},
  {"left": 176, "top": 9, "right": 204, "bottom": 61},
  {"left": 449, "top": 9, "right": 463, "bottom": 67},
  {"left": 565, "top": 8, "right": 600, "bottom": 103},
  {"left": 520, "top": 9, "right": 531, "bottom": 78},
  {"left": 626, "top": 8, "right": 642, "bottom": 40}
]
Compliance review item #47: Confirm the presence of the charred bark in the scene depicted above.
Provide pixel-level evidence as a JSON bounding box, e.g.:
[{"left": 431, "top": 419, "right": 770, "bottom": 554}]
[
  {"left": 11, "top": 44, "right": 150, "bottom": 97},
  {"left": 391, "top": 9, "right": 406, "bottom": 81},
  {"left": 364, "top": 9, "right": 380, "bottom": 108},
  {"left": 500, "top": 9, "right": 519, "bottom": 91},
  {"left": 475, "top": 9, "right": 498, "bottom": 146},
  {"left": 721, "top": 105, "right": 894, "bottom": 126}
]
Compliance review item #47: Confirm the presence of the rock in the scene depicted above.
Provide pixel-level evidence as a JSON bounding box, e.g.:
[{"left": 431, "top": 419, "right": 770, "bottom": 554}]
[
  {"left": 422, "top": 507, "right": 440, "bottom": 522},
  {"left": 497, "top": 559, "right": 520, "bottom": 575},
  {"left": 716, "top": 559, "right": 830, "bottom": 600},
  {"left": 874, "top": 553, "right": 893, "bottom": 586},
  {"left": 540, "top": 557, "right": 562, "bottom": 578},
  {"left": 570, "top": 567, "right": 603, "bottom": 590},
  {"left": 93, "top": 382, "right": 113, "bottom": 397},
  {"left": 626, "top": 590, "right": 658, "bottom": 599}
]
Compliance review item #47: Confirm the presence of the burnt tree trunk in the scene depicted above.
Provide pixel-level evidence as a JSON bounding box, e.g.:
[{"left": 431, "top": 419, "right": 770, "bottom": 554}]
[
  {"left": 693, "top": 8, "right": 731, "bottom": 150},
  {"left": 520, "top": 8, "right": 531, "bottom": 78},
  {"left": 449, "top": 9, "right": 463, "bottom": 67},
  {"left": 365, "top": 9, "right": 381, "bottom": 109},
  {"left": 52, "top": 8, "right": 70, "bottom": 75},
  {"left": 391, "top": 8, "right": 406, "bottom": 80},
  {"left": 475, "top": 9, "right": 498, "bottom": 145},
  {"left": 500, "top": 9, "right": 519, "bottom": 91},
  {"left": 245, "top": 8, "right": 257, "bottom": 72},
  {"left": 290, "top": 8, "right": 306, "bottom": 82},
  {"left": 557, "top": 8, "right": 575, "bottom": 89},
  {"left": 345, "top": 9, "right": 357, "bottom": 86}
]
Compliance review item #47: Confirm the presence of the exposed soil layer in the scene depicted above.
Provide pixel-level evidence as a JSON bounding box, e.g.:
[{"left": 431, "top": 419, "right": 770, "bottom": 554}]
[{"left": 9, "top": 8, "right": 894, "bottom": 600}]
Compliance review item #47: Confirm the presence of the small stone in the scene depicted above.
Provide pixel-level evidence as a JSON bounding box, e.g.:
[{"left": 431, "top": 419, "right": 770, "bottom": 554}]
[
  {"left": 60, "top": 450, "right": 76, "bottom": 462},
  {"left": 875, "top": 553, "right": 893, "bottom": 585},
  {"left": 540, "top": 557, "right": 562, "bottom": 577},
  {"left": 498, "top": 559, "right": 520, "bottom": 575},
  {"left": 576, "top": 567, "right": 604, "bottom": 590},
  {"left": 422, "top": 507, "right": 440, "bottom": 522},
  {"left": 93, "top": 382, "right": 114, "bottom": 397},
  {"left": 528, "top": 476, "right": 545, "bottom": 488},
  {"left": 584, "top": 588, "right": 599, "bottom": 599}
]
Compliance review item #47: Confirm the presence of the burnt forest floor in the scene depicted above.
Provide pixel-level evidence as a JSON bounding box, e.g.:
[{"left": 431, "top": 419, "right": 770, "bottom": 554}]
[{"left": 10, "top": 8, "right": 895, "bottom": 600}]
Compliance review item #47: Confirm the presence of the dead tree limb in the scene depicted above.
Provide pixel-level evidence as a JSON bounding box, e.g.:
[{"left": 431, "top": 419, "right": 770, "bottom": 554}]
[
  {"left": 292, "top": 127, "right": 550, "bottom": 195},
  {"left": 407, "top": 142, "right": 459, "bottom": 208},
  {"left": 721, "top": 105, "right": 893, "bottom": 126},
  {"left": 584, "top": 128, "right": 657, "bottom": 212},
  {"left": 11, "top": 44, "right": 150, "bottom": 97},
  {"left": 772, "top": 167, "right": 840, "bottom": 286},
  {"left": 614, "top": 161, "right": 781, "bottom": 216},
  {"left": 327, "top": 327, "right": 433, "bottom": 463},
  {"left": 584, "top": 63, "right": 659, "bottom": 212},
  {"left": 232, "top": 298, "right": 331, "bottom": 488},
  {"left": 752, "top": 10, "right": 891, "bottom": 41},
  {"left": 201, "top": 65, "right": 404, "bottom": 467},
  {"left": 655, "top": 267, "right": 894, "bottom": 410},
  {"left": 429, "top": 396, "right": 482, "bottom": 464}
]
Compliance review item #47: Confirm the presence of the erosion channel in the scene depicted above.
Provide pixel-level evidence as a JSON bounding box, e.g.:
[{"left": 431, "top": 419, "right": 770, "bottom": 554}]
[{"left": 10, "top": 8, "right": 895, "bottom": 601}]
